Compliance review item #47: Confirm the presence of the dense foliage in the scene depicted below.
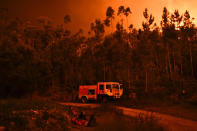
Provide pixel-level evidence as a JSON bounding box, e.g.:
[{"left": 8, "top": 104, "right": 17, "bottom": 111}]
[{"left": 0, "top": 7, "right": 197, "bottom": 101}]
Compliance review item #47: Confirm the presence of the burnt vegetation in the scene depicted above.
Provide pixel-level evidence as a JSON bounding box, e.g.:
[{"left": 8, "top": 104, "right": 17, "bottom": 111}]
[{"left": 0, "top": 6, "right": 197, "bottom": 105}]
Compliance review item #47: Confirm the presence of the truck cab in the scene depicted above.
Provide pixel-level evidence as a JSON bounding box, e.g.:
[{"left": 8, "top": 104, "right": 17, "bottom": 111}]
[{"left": 98, "top": 82, "right": 123, "bottom": 99}]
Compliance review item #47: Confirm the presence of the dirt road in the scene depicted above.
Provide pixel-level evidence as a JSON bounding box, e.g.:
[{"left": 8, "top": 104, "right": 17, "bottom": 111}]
[
  {"left": 59, "top": 102, "right": 197, "bottom": 131},
  {"left": 59, "top": 102, "right": 100, "bottom": 108}
]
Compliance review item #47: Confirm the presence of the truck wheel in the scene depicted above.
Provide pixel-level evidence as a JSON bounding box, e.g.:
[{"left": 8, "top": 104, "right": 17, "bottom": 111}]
[{"left": 81, "top": 96, "right": 87, "bottom": 103}]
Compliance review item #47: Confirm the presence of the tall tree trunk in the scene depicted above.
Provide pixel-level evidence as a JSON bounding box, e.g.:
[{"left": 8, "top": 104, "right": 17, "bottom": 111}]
[
  {"left": 173, "top": 49, "right": 176, "bottom": 72},
  {"left": 145, "top": 71, "right": 148, "bottom": 92},
  {"left": 189, "top": 44, "right": 194, "bottom": 76},
  {"left": 165, "top": 56, "right": 168, "bottom": 74},
  {"left": 128, "top": 67, "right": 130, "bottom": 89},
  {"left": 167, "top": 45, "right": 172, "bottom": 79}
]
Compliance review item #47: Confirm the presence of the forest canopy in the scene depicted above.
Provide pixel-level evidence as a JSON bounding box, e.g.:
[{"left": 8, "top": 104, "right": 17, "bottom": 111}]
[{"left": 0, "top": 6, "right": 197, "bottom": 100}]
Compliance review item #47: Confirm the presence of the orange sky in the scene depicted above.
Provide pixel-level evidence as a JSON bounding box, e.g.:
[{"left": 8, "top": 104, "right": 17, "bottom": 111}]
[{"left": 1, "top": 0, "right": 197, "bottom": 34}]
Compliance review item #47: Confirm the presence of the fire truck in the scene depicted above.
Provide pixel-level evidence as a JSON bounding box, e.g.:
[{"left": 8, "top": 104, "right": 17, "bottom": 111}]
[{"left": 78, "top": 82, "right": 123, "bottom": 103}]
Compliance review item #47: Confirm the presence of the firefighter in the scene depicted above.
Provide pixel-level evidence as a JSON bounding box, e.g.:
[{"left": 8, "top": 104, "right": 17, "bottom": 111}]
[{"left": 70, "top": 108, "right": 89, "bottom": 126}]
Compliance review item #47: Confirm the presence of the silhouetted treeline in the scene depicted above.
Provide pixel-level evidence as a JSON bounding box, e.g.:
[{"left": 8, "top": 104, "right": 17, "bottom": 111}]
[{"left": 0, "top": 7, "right": 197, "bottom": 101}]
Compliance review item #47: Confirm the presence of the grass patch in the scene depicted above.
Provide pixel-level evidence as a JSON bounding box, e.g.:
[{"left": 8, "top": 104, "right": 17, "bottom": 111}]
[{"left": 0, "top": 99, "right": 70, "bottom": 131}]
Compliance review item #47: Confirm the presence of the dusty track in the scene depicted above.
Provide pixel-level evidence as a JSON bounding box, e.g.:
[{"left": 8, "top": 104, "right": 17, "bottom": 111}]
[
  {"left": 59, "top": 102, "right": 197, "bottom": 131},
  {"left": 59, "top": 102, "right": 100, "bottom": 108}
]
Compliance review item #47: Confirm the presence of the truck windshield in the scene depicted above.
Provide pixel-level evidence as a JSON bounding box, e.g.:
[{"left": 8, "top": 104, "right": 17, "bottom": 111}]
[
  {"left": 106, "top": 84, "right": 111, "bottom": 90},
  {"left": 120, "top": 84, "right": 123, "bottom": 89},
  {"left": 112, "top": 84, "right": 119, "bottom": 89}
]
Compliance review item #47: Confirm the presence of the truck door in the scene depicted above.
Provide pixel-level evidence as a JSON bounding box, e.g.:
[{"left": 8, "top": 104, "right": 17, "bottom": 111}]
[
  {"left": 106, "top": 84, "right": 112, "bottom": 96},
  {"left": 98, "top": 84, "right": 105, "bottom": 94}
]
